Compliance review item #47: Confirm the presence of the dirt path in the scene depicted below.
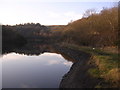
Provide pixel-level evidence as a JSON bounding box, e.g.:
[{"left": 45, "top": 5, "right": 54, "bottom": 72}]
[{"left": 54, "top": 46, "right": 102, "bottom": 88}]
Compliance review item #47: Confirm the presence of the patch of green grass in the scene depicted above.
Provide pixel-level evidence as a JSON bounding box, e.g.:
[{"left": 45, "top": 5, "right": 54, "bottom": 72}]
[
  {"left": 68, "top": 44, "right": 119, "bottom": 69},
  {"left": 95, "top": 85, "right": 102, "bottom": 88},
  {"left": 88, "top": 68, "right": 100, "bottom": 78},
  {"left": 62, "top": 43, "right": 119, "bottom": 87}
]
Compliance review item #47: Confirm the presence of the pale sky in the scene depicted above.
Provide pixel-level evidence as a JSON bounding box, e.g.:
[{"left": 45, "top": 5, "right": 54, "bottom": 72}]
[{"left": 0, "top": 0, "right": 118, "bottom": 25}]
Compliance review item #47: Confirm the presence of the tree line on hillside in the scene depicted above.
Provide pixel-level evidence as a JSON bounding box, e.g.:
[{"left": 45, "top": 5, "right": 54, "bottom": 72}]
[
  {"left": 2, "top": 23, "right": 52, "bottom": 53},
  {"left": 3, "top": 23, "right": 52, "bottom": 42},
  {"left": 10, "top": 23, "right": 51, "bottom": 42},
  {"left": 2, "top": 25, "right": 27, "bottom": 53},
  {"left": 59, "top": 6, "right": 118, "bottom": 48}
]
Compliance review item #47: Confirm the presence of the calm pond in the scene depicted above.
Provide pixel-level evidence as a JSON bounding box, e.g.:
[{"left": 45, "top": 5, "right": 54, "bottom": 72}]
[{"left": 2, "top": 44, "right": 73, "bottom": 88}]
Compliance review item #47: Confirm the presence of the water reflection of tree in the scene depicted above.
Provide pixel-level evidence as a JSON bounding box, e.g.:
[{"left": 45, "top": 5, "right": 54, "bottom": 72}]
[
  {"left": 13, "top": 43, "right": 53, "bottom": 56},
  {"left": 3, "top": 43, "right": 76, "bottom": 63}
]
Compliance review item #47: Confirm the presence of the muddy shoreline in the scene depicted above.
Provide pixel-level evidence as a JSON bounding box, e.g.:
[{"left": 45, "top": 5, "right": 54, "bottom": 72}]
[{"left": 54, "top": 45, "right": 102, "bottom": 88}]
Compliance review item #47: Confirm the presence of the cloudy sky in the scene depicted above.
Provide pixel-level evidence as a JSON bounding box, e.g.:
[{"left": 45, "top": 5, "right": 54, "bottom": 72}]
[{"left": 0, "top": 0, "right": 118, "bottom": 25}]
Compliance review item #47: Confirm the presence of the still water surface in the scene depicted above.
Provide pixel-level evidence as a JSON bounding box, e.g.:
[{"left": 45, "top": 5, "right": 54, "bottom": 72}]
[{"left": 2, "top": 52, "right": 72, "bottom": 88}]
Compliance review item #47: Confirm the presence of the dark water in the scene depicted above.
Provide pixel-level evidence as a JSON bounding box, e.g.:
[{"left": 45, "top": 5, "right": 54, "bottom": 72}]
[{"left": 2, "top": 43, "right": 73, "bottom": 88}]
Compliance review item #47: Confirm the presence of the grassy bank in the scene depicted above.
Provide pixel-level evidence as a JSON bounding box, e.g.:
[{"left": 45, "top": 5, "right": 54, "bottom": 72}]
[{"left": 61, "top": 43, "right": 119, "bottom": 88}]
